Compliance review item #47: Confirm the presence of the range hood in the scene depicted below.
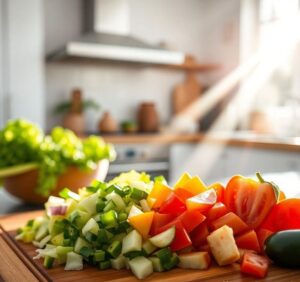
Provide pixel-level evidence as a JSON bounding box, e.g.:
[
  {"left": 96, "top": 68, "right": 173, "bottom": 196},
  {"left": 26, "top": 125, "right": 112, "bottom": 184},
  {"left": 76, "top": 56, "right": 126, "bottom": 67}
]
[{"left": 47, "top": 0, "right": 185, "bottom": 65}]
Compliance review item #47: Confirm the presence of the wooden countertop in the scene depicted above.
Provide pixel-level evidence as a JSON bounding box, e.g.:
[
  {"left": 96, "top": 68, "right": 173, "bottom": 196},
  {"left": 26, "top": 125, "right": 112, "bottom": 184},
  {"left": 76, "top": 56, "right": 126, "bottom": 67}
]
[{"left": 101, "top": 133, "right": 300, "bottom": 152}]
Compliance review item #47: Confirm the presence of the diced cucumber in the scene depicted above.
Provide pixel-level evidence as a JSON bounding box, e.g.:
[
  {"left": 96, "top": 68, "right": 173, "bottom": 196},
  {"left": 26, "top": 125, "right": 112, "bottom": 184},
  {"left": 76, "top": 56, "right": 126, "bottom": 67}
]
[
  {"left": 82, "top": 218, "right": 100, "bottom": 236},
  {"left": 93, "top": 250, "right": 106, "bottom": 262},
  {"left": 110, "top": 232, "right": 127, "bottom": 243},
  {"left": 110, "top": 254, "right": 126, "bottom": 270},
  {"left": 78, "top": 193, "right": 98, "bottom": 215},
  {"left": 44, "top": 256, "right": 55, "bottom": 269},
  {"left": 51, "top": 232, "right": 64, "bottom": 246},
  {"left": 74, "top": 237, "right": 91, "bottom": 254},
  {"left": 123, "top": 250, "right": 145, "bottom": 260},
  {"left": 118, "top": 212, "right": 127, "bottom": 222},
  {"left": 163, "top": 253, "right": 179, "bottom": 270},
  {"left": 69, "top": 210, "right": 90, "bottom": 229},
  {"left": 48, "top": 217, "right": 65, "bottom": 235},
  {"left": 56, "top": 246, "right": 73, "bottom": 264},
  {"left": 129, "top": 256, "right": 153, "bottom": 279},
  {"left": 140, "top": 199, "right": 151, "bottom": 212},
  {"left": 64, "top": 252, "right": 83, "bottom": 270},
  {"left": 106, "top": 192, "right": 126, "bottom": 210},
  {"left": 35, "top": 222, "right": 49, "bottom": 241},
  {"left": 149, "top": 257, "right": 164, "bottom": 272},
  {"left": 107, "top": 240, "right": 122, "bottom": 258},
  {"left": 122, "top": 230, "right": 142, "bottom": 254},
  {"left": 103, "top": 200, "right": 116, "bottom": 212},
  {"left": 128, "top": 205, "right": 143, "bottom": 218},
  {"left": 154, "top": 248, "right": 172, "bottom": 265},
  {"left": 99, "top": 260, "right": 111, "bottom": 270},
  {"left": 149, "top": 226, "right": 175, "bottom": 248},
  {"left": 142, "top": 240, "right": 157, "bottom": 255}
]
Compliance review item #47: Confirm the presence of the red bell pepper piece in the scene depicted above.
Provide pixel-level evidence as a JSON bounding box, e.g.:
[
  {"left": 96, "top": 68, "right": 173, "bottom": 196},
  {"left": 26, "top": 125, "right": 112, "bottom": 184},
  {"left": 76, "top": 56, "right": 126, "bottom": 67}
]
[
  {"left": 177, "top": 210, "right": 206, "bottom": 233},
  {"left": 149, "top": 212, "right": 175, "bottom": 236},
  {"left": 190, "top": 222, "right": 209, "bottom": 248},
  {"left": 159, "top": 192, "right": 186, "bottom": 215}
]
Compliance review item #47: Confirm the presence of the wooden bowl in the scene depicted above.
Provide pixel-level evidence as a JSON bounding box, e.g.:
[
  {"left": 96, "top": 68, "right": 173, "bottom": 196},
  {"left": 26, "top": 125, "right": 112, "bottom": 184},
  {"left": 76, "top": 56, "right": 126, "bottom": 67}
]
[{"left": 3, "top": 159, "right": 109, "bottom": 204}]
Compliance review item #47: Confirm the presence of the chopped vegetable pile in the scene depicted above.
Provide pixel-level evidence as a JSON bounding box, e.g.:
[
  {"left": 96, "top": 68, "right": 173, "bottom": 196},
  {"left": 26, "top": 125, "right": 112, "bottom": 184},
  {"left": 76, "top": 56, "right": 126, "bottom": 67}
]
[
  {"left": 17, "top": 170, "right": 300, "bottom": 279},
  {"left": 0, "top": 119, "right": 116, "bottom": 195}
]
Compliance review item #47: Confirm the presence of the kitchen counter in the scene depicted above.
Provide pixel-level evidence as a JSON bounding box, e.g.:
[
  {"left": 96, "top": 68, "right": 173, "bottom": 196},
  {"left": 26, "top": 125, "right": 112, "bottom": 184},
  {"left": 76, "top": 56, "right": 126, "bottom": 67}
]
[{"left": 102, "top": 132, "right": 300, "bottom": 152}]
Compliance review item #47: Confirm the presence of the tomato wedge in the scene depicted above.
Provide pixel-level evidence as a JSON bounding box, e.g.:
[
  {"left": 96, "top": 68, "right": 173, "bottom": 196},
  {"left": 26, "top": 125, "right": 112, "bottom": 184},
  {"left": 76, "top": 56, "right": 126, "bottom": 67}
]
[
  {"left": 211, "top": 212, "right": 249, "bottom": 235},
  {"left": 241, "top": 252, "right": 269, "bottom": 278},
  {"left": 206, "top": 202, "right": 228, "bottom": 223},
  {"left": 186, "top": 189, "right": 217, "bottom": 212},
  {"left": 224, "top": 175, "right": 277, "bottom": 229},
  {"left": 235, "top": 230, "right": 261, "bottom": 253},
  {"left": 261, "top": 198, "right": 300, "bottom": 232}
]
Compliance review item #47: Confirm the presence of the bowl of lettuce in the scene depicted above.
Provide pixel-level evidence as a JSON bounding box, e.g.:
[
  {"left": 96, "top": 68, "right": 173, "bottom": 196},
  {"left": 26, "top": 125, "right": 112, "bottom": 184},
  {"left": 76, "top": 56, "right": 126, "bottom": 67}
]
[{"left": 0, "top": 119, "right": 116, "bottom": 203}]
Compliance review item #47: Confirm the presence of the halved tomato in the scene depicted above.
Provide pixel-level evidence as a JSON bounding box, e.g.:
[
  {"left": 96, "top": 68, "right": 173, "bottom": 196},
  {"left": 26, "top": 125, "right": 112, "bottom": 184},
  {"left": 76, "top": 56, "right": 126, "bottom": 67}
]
[
  {"left": 224, "top": 175, "right": 277, "bottom": 229},
  {"left": 241, "top": 252, "right": 269, "bottom": 278},
  {"left": 235, "top": 230, "right": 261, "bottom": 253},
  {"left": 261, "top": 198, "right": 300, "bottom": 232},
  {"left": 210, "top": 212, "right": 249, "bottom": 235}
]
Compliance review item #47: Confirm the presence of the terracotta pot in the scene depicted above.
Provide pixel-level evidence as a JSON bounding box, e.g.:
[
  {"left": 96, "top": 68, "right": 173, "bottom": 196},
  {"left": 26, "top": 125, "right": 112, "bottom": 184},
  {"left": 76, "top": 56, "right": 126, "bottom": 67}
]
[
  {"left": 98, "top": 111, "right": 118, "bottom": 133},
  {"left": 137, "top": 102, "right": 159, "bottom": 132},
  {"left": 3, "top": 159, "right": 109, "bottom": 204},
  {"left": 63, "top": 113, "right": 85, "bottom": 135}
]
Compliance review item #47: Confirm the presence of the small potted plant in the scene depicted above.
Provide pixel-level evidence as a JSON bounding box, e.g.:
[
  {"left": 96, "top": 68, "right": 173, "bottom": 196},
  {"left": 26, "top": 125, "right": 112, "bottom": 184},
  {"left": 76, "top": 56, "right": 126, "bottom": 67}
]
[
  {"left": 0, "top": 119, "right": 116, "bottom": 203},
  {"left": 54, "top": 88, "right": 100, "bottom": 135}
]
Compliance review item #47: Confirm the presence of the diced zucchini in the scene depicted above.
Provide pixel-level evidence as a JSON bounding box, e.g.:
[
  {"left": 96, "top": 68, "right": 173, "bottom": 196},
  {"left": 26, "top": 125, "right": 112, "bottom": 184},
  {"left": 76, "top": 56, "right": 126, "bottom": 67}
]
[
  {"left": 56, "top": 246, "right": 73, "bottom": 264},
  {"left": 51, "top": 232, "right": 64, "bottom": 246},
  {"left": 129, "top": 256, "right": 153, "bottom": 279},
  {"left": 74, "top": 237, "right": 91, "bottom": 254},
  {"left": 110, "top": 254, "right": 126, "bottom": 270},
  {"left": 142, "top": 240, "right": 157, "bottom": 255},
  {"left": 178, "top": 252, "right": 211, "bottom": 270},
  {"left": 122, "top": 230, "right": 142, "bottom": 254},
  {"left": 154, "top": 248, "right": 172, "bottom": 265},
  {"left": 78, "top": 193, "right": 98, "bottom": 215},
  {"left": 149, "top": 257, "right": 164, "bottom": 272},
  {"left": 64, "top": 252, "right": 83, "bottom": 270},
  {"left": 149, "top": 226, "right": 175, "bottom": 248},
  {"left": 107, "top": 240, "right": 122, "bottom": 258},
  {"left": 163, "top": 253, "right": 179, "bottom": 270},
  {"left": 123, "top": 251, "right": 145, "bottom": 260},
  {"left": 99, "top": 260, "right": 111, "bottom": 270},
  {"left": 106, "top": 192, "right": 126, "bottom": 210},
  {"left": 82, "top": 218, "right": 100, "bottom": 236},
  {"left": 44, "top": 256, "right": 55, "bottom": 269},
  {"left": 94, "top": 250, "right": 106, "bottom": 262}
]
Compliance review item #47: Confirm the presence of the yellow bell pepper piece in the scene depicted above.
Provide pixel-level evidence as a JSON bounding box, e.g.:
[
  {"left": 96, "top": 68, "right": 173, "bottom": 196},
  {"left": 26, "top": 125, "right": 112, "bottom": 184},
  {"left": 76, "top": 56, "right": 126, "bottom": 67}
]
[
  {"left": 128, "top": 211, "right": 154, "bottom": 239},
  {"left": 174, "top": 172, "right": 192, "bottom": 188},
  {"left": 180, "top": 176, "right": 207, "bottom": 196}
]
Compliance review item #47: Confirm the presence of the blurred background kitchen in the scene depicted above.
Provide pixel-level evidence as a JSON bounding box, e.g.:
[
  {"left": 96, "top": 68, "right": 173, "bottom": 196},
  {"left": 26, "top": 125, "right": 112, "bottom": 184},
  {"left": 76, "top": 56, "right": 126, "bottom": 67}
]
[{"left": 1, "top": 0, "right": 300, "bottom": 213}]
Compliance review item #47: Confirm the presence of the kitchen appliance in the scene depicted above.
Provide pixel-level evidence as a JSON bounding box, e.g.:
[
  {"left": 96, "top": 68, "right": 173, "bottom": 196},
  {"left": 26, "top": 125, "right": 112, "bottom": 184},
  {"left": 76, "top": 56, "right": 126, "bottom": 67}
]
[{"left": 47, "top": 0, "right": 185, "bottom": 65}]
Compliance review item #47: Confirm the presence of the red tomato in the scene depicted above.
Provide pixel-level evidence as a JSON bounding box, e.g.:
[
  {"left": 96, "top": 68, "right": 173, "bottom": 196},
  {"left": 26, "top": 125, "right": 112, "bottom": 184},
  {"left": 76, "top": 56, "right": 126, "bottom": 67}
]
[
  {"left": 208, "top": 182, "right": 225, "bottom": 202},
  {"left": 174, "top": 188, "right": 194, "bottom": 202},
  {"left": 159, "top": 192, "right": 186, "bottom": 215},
  {"left": 256, "top": 228, "right": 274, "bottom": 250},
  {"left": 224, "top": 175, "right": 277, "bottom": 229},
  {"left": 206, "top": 202, "right": 228, "bottom": 223},
  {"left": 211, "top": 212, "right": 249, "bottom": 235},
  {"left": 235, "top": 230, "right": 261, "bottom": 253},
  {"left": 241, "top": 252, "right": 269, "bottom": 278},
  {"left": 261, "top": 198, "right": 300, "bottom": 232},
  {"left": 158, "top": 219, "right": 192, "bottom": 251},
  {"left": 190, "top": 222, "right": 209, "bottom": 248},
  {"left": 177, "top": 210, "right": 206, "bottom": 233},
  {"left": 186, "top": 189, "right": 217, "bottom": 213},
  {"left": 150, "top": 212, "right": 175, "bottom": 235}
]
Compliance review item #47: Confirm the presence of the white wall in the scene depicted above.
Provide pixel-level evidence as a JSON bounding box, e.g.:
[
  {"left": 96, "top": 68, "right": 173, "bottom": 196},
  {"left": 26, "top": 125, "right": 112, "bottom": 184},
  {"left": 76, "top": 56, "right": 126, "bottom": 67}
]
[
  {"left": 0, "top": 0, "right": 45, "bottom": 128},
  {"left": 45, "top": 0, "right": 240, "bottom": 131}
]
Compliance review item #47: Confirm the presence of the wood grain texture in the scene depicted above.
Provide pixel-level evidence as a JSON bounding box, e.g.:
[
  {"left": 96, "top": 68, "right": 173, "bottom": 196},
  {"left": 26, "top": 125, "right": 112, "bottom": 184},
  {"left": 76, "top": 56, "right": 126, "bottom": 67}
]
[{"left": 1, "top": 212, "right": 300, "bottom": 282}]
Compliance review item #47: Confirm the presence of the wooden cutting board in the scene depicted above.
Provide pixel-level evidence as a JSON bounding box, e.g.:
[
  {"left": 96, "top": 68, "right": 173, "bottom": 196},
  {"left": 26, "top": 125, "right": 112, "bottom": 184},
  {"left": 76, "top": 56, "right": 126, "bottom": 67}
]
[{"left": 1, "top": 211, "right": 300, "bottom": 282}]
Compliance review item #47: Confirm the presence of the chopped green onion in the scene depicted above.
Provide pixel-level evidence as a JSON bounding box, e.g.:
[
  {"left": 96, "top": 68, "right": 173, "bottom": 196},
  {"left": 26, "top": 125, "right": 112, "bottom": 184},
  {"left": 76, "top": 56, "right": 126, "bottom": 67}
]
[
  {"left": 96, "top": 200, "right": 106, "bottom": 212},
  {"left": 59, "top": 188, "right": 80, "bottom": 201},
  {"left": 99, "top": 260, "right": 111, "bottom": 270},
  {"left": 97, "top": 229, "right": 108, "bottom": 244},
  {"left": 44, "top": 256, "right": 55, "bottom": 269},
  {"left": 79, "top": 246, "right": 94, "bottom": 258},
  {"left": 94, "top": 250, "right": 106, "bottom": 262},
  {"left": 162, "top": 253, "right": 179, "bottom": 270},
  {"left": 103, "top": 200, "right": 116, "bottom": 212},
  {"left": 101, "top": 210, "right": 118, "bottom": 227},
  {"left": 155, "top": 248, "right": 172, "bottom": 265},
  {"left": 107, "top": 240, "right": 122, "bottom": 258},
  {"left": 130, "top": 187, "right": 148, "bottom": 201}
]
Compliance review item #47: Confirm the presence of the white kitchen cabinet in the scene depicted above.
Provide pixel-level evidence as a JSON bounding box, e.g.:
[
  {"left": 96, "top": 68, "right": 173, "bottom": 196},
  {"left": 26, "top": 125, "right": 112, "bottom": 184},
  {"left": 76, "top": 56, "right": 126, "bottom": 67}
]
[
  {"left": 170, "top": 143, "right": 300, "bottom": 185},
  {"left": 0, "top": 0, "right": 45, "bottom": 128}
]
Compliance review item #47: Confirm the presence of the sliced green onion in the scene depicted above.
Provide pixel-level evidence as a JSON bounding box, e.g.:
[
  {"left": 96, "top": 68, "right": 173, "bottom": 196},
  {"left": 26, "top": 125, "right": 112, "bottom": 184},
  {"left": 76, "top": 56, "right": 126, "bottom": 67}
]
[
  {"left": 107, "top": 240, "right": 122, "bottom": 258},
  {"left": 94, "top": 250, "right": 106, "bottom": 262},
  {"left": 101, "top": 210, "right": 118, "bottom": 227},
  {"left": 130, "top": 187, "right": 148, "bottom": 201},
  {"left": 99, "top": 260, "right": 111, "bottom": 270}
]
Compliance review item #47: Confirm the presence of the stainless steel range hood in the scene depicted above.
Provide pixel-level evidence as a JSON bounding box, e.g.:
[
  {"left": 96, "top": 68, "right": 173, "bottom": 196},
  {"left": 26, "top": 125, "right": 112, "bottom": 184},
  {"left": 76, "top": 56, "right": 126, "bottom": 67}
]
[{"left": 47, "top": 0, "right": 185, "bottom": 65}]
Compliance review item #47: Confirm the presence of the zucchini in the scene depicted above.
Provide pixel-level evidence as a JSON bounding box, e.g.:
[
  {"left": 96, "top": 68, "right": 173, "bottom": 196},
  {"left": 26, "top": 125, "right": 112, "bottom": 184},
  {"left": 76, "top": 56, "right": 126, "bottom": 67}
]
[
  {"left": 129, "top": 256, "right": 153, "bottom": 279},
  {"left": 78, "top": 193, "right": 98, "bottom": 215},
  {"left": 122, "top": 230, "right": 142, "bottom": 254},
  {"left": 74, "top": 237, "right": 91, "bottom": 254},
  {"left": 265, "top": 230, "right": 300, "bottom": 268},
  {"left": 149, "top": 226, "right": 175, "bottom": 248},
  {"left": 82, "top": 218, "right": 99, "bottom": 236},
  {"left": 110, "top": 254, "right": 126, "bottom": 270},
  {"left": 142, "top": 240, "right": 157, "bottom": 255},
  {"left": 149, "top": 257, "right": 164, "bottom": 272}
]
